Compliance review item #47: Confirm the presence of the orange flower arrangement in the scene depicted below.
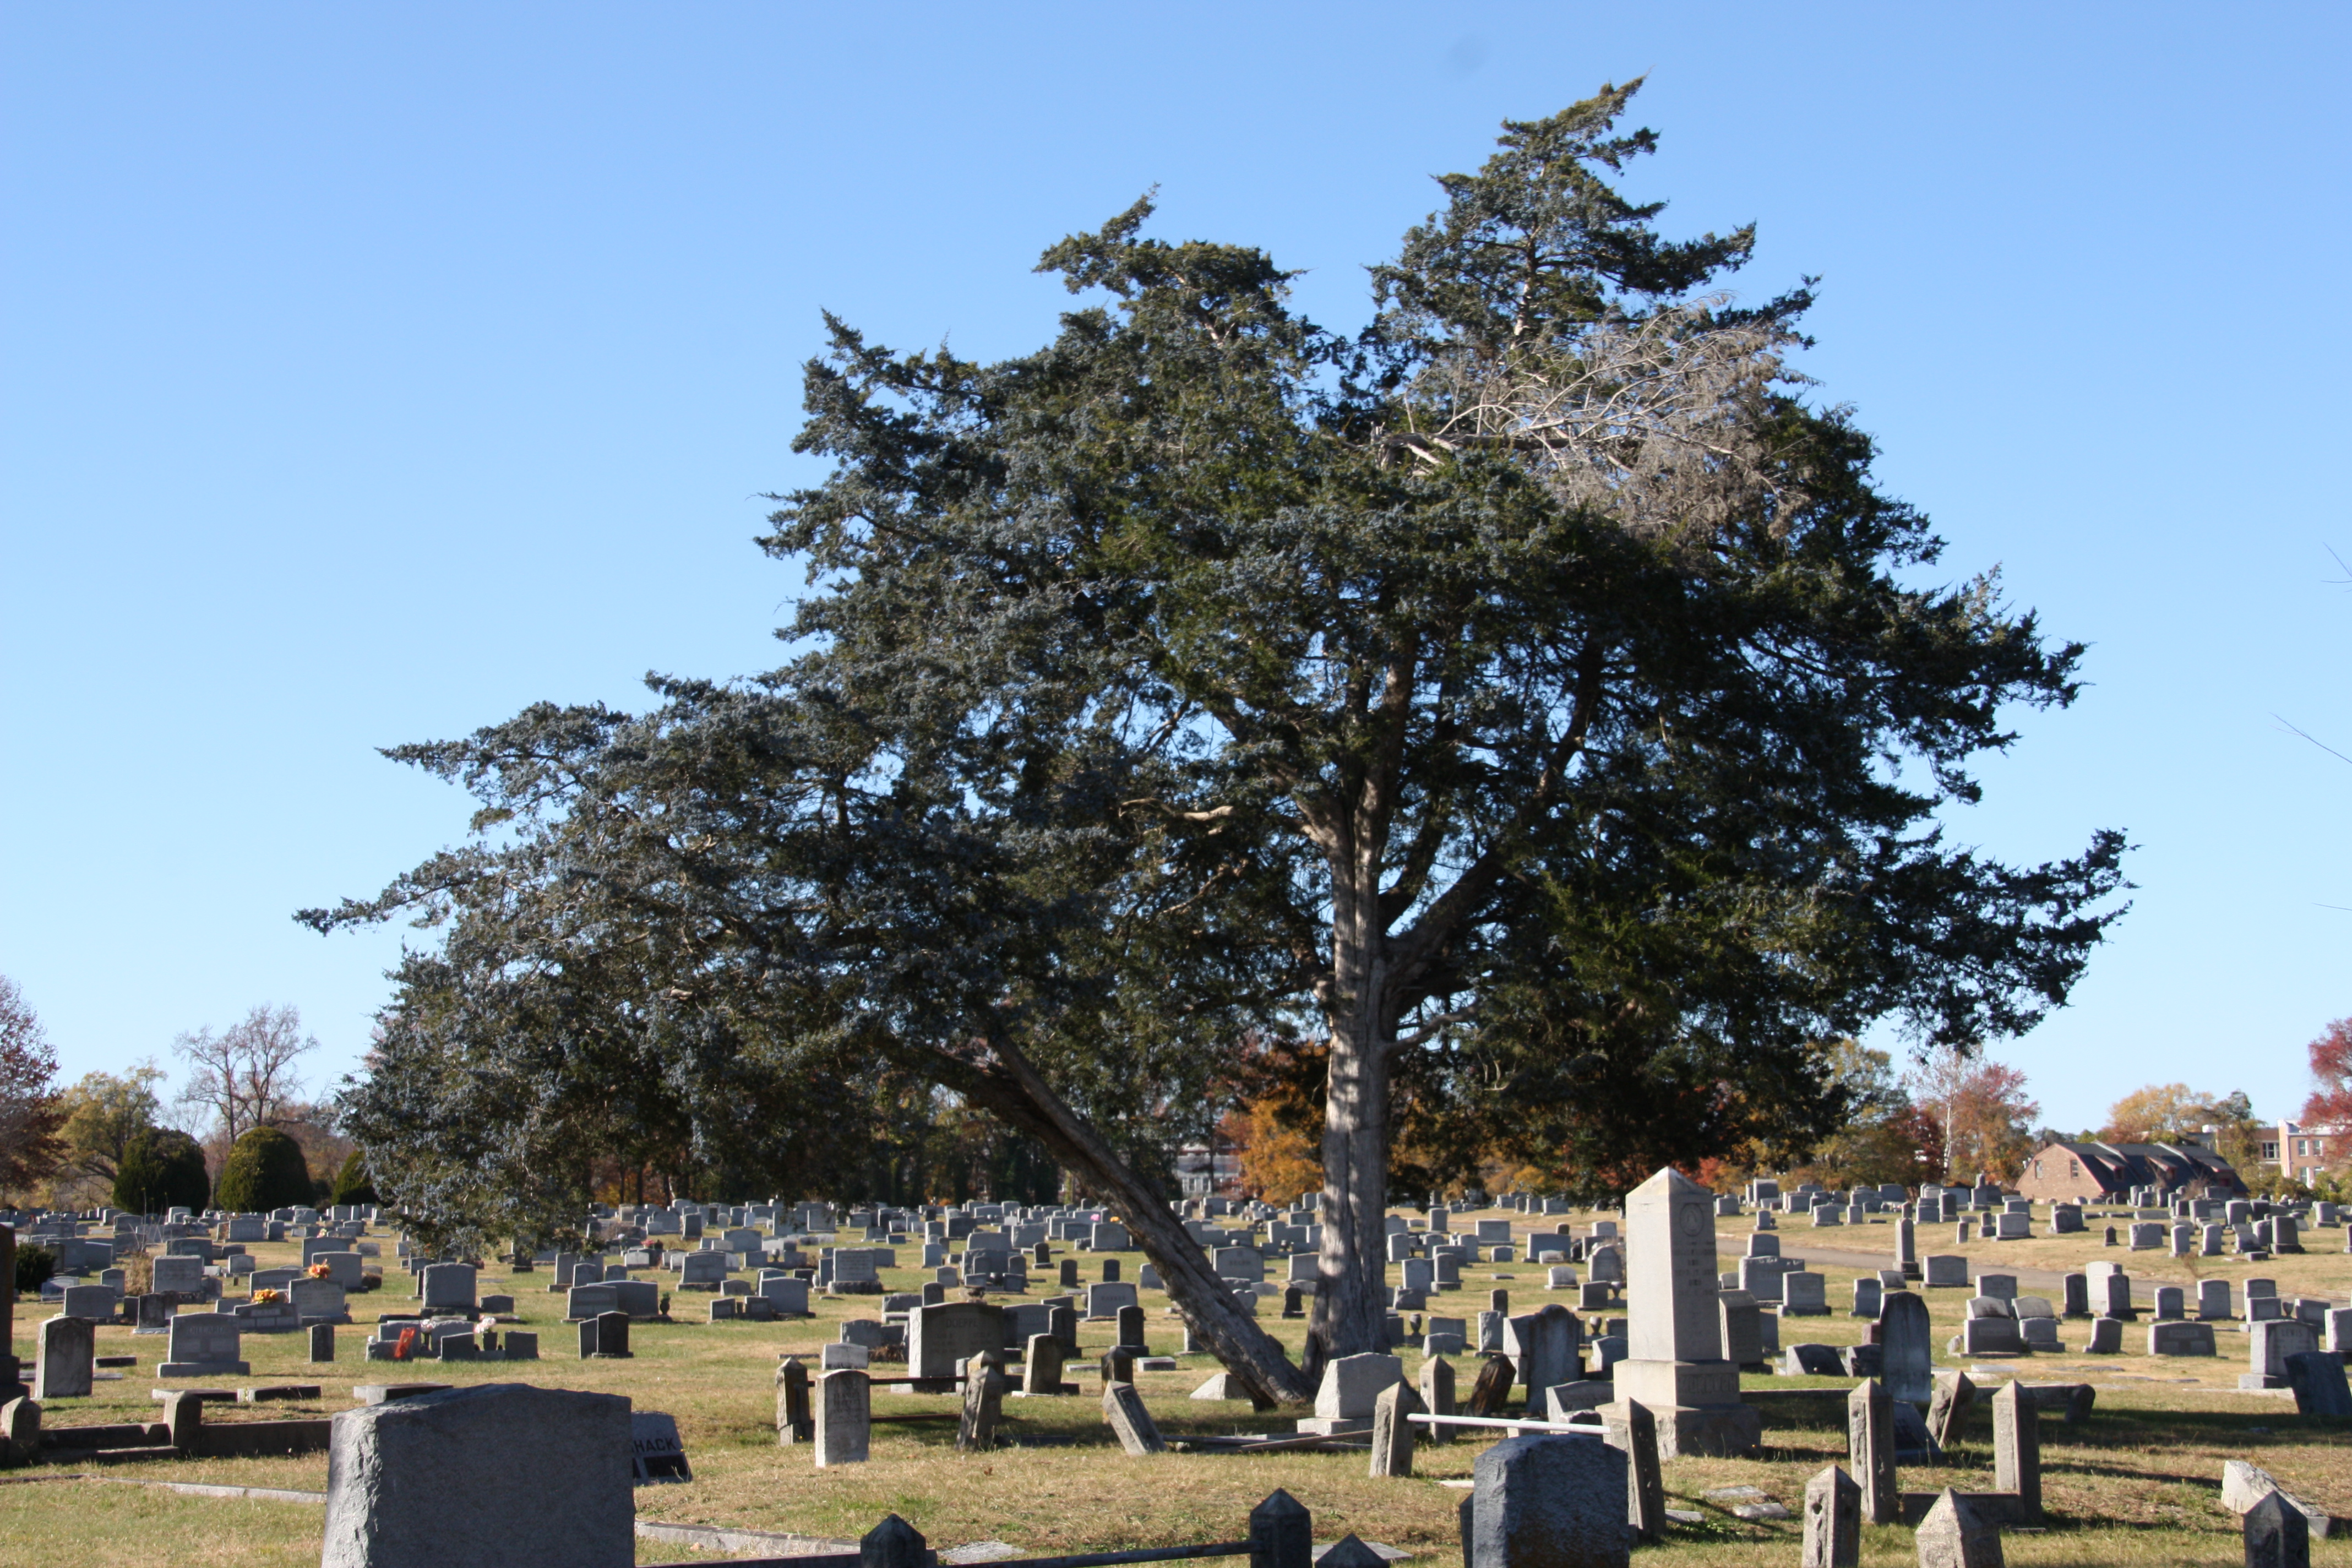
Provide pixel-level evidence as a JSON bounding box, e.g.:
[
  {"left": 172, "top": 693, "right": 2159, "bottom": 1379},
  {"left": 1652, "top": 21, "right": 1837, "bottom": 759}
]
[
  {"left": 307, "top": 1262, "right": 333, "bottom": 1278},
  {"left": 252, "top": 1288, "right": 285, "bottom": 1303}
]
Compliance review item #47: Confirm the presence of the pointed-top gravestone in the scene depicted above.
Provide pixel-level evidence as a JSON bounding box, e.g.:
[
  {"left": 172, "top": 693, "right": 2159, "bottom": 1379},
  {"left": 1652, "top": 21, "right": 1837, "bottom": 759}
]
[
  {"left": 1316, "top": 1537, "right": 1386, "bottom": 1568},
  {"left": 1803, "top": 1465, "right": 1860, "bottom": 1568},
  {"left": 1915, "top": 1489, "right": 2002, "bottom": 1568},
  {"left": 861, "top": 1516, "right": 929, "bottom": 1568},
  {"left": 1251, "top": 1490, "right": 1314, "bottom": 1568},
  {"left": 2244, "top": 1491, "right": 2312, "bottom": 1568}
]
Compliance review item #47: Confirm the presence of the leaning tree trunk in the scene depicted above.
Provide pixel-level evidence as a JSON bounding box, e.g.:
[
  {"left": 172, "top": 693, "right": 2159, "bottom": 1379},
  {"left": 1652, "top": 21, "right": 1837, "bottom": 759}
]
[
  {"left": 954, "top": 1035, "right": 1316, "bottom": 1406},
  {"left": 1309, "top": 873, "right": 1395, "bottom": 1363}
]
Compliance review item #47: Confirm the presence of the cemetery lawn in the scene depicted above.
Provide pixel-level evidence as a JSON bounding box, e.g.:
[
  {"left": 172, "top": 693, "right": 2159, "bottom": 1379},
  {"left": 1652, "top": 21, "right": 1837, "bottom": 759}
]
[{"left": 4, "top": 1203, "right": 2349, "bottom": 1566}]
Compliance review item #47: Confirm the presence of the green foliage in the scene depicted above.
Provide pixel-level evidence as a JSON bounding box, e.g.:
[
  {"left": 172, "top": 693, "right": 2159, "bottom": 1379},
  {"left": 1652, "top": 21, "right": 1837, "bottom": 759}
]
[
  {"left": 14, "top": 1242, "right": 56, "bottom": 1296},
  {"left": 310, "top": 82, "right": 2126, "bottom": 1297},
  {"left": 329, "top": 1149, "right": 378, "bottom": 1207},
  {"left": 211, "top": 1126, "right": 312, "bottom": 1213},
  {"left": 112, "top": 1128, "right": 212, "bottom": 1216}
]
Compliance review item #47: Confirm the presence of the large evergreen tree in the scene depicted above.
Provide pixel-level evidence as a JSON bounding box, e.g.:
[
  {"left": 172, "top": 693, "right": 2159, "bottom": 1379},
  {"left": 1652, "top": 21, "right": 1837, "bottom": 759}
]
[{"left": 312, "top": 83, "right": 2125, "bottom": 1401}]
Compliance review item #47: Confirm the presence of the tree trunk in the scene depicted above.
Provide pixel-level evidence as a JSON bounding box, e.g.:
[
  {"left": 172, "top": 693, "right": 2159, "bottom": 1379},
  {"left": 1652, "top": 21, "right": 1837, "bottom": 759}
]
[
  {"left": 951, "top": 1036, "right": 1316, "bottom": 1406},
  {"left": 1309, "top": 873, "right": 1394, "bottom": 1361}
]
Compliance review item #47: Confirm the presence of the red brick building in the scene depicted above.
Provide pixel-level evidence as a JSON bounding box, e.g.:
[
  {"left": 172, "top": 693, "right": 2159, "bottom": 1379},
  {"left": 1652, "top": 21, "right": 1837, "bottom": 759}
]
[{"left": 2014, "top": 1139, "right": 2245, "bottom": 1203}]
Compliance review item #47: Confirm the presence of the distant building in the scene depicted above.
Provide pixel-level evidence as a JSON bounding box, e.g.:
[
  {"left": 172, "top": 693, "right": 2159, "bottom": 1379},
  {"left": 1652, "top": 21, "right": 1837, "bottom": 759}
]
[
  {"left": 1173, "top": 1141, "right": 1240, "bottom": 1198},
  {"left": 2263, "top": 1119, "right": 2345, "bottom": 1187},
  {"left": 2013, "top": 1139, "right": 2245, "bottom": 1202}
]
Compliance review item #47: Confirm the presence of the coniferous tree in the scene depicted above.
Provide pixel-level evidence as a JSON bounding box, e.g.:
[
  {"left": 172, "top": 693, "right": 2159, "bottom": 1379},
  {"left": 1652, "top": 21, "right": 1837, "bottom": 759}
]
[{"left": 313, "top": 83, "right": 2126, "bottom": 1396}]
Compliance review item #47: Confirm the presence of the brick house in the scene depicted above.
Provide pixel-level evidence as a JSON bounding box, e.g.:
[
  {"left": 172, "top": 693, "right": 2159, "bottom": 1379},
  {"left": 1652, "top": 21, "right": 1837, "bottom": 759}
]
[{"left": 2013, "top": 1139, "right": 2245, "bottom": 1202}]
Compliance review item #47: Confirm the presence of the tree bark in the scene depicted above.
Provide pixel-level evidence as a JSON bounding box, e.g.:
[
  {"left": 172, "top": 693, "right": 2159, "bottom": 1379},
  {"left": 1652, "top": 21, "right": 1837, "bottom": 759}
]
[
  {"left": 1309, "top": 872, "right": 1395, "bottom": 1361},
  {"left": 944, "top": 1035, "right": 1316, "bottom": 1406}
]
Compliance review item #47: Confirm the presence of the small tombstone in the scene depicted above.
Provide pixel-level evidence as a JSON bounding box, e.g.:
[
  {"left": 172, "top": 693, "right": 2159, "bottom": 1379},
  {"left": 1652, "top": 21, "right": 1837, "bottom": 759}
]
[
  {"left": 309, "top": 1324, "right": 336, "bottom": 1363},
  {"left": 776, "top": 1356, "right": 813, "bottom": 1444},
  {"left": 2244, "top": 1491, "right": 2312, "bottom": 1568},
  {"left": 33, "top": 1315, "right": 94, "bottom": 1400},
  {"left": 1464, "top": 1353, "right": 1516, "bottom": 1417},
  {"left": 1102, "top": 1380, "right": 1167, "bottom": 1455},
  {"left": 1617, "top": 1397, "right": 1666, "bottom": 1544},
  {"left": 1465, "top": 1433, "right": 1630, "bottom": 1568},
  {"left": 1991, "top": 1381, "right": 2039, "bottom": 1522},
  {"left": 956, "top": 1349, "right": 1006, "bottom": 1451},
  {"left": 2084, "top": 1317, "right": 2122, "bottom": 1354},
  {"left": 1022, "top": 1333, "right": 1066, "bottom": 1396},
  {"left": 1803, "top": 1464, "right": 1861, "bottom": 1568},
  {"left": 1848, "top": 1378, "right": 1897, "bottom": 1525},
  {"left": 1915, "top": 1488, "right": 2003, "bottom": 1568},
  {"left": 814, "top": 1368, "right": 870, "bottom": 1466},
  {"left": 1926, "top": 1371, "right": 1975, "bottom": 1451},
  {"left": 1366, "top": 1379, "right": 1424, "bottom": 1478},
  {"left": 630, "top": 1411, "right": 692, "bottom": 1484},
  {"left": 2283, "top": 1351, "right": 2352, "bottom": 1417},
  {"left": 1418, "top": 1355, "right": 1455, "bottom": 1444}
]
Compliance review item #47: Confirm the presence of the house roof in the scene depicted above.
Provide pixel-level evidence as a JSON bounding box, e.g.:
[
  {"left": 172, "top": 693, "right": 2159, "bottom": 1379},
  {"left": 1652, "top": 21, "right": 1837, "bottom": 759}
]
[{"left": 2032, "top": 1140, "right": 2240, "bottom": 1191}]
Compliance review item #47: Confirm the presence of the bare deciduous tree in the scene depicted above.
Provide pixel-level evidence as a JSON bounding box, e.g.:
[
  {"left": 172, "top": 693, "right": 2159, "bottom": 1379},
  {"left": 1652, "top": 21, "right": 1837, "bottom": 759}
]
[
  {"left": 0, "top": 973, "right": 66, "bottom": 1198},
  {"left": 173, "top": 1004, "right": 317, "bottom": 1149}
]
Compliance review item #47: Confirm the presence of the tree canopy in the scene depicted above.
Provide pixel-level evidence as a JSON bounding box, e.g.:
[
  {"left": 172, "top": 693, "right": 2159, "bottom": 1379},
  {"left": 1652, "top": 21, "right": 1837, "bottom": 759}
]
[
  {"left": 311, "top": 82, "right": 2126, "bottom": 1401},
  {"left": 212, "top": 1125, "right": 313, "bottom": 1213},
  {"left": 114, "top": 1128, "right": 212, "bottom": 1216}
]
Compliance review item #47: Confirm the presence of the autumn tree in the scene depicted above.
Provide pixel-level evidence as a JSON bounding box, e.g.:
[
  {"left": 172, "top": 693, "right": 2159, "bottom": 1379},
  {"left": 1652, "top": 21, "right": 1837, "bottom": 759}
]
[
  {"left": 1789, "top": 1040, "right": 1942, "bottom": 1190},
  {"left": 2100, "top": 1082, "right": 2215, "bottom": 1145},
  {"left": 1909, "top": 1047, "right": 2040, "bottom": 1183},
  {"left": 2303, "top": 1017, "right": 2352, "bottom": 1130},
  {"left": 0, "top": 974, "right": 64, "bottom": 1201},
  {"left": 48, "top": 1064, "right": 168, "bottom": 1206}
]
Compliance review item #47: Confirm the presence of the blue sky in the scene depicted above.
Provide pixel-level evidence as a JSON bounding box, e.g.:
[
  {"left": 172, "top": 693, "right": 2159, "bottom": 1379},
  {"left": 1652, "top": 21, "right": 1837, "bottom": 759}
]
[{"left": 3, "top": 4, "right": 2346, "bottom": 1136}]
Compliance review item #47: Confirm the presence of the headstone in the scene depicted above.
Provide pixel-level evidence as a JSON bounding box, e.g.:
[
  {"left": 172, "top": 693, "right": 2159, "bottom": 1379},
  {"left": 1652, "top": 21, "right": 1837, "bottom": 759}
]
[
  {"left": 34, "top": 1315, "right": 95, "bottom": 1400},
  {"left": 160, "top": 1311, "right": 248, "bottom": 1377},
  {"left": 1102, "top": 1381, "right": 1167, "bottom": 1455},
  {"left": 2244, "top": 1320, "right": 2320, "bottom": 1390},
  {"left": 1305, "top": 1352, "right": 1403, "bottom": 1433},
  {"left": 776, "top": 1356, "right": 813, "bottom": 1444},
  {"left": 1848, "top": 1379, "right": 1896, "bottom": 1525},
  {"left": 319, "top": 1384, "right": 633, "bottom": 1568},
  {"left": 1368, "top": 1379, "right": 1424, "bottom": 1477},
  {"left": 2283, "top": 1351, "right": 2352, "bottom": 1417},
  {"left": 420, "top": 1263, "right": 477, "bottom": 1315},
  {"left": 2085, "top": 1317, "right": 2122, "bottom": 1354},
  {"left": 1991, "top": 1380, "right": 2039, "bottom": 1522},
  {"left": 1925, "top": 1371, "right": 1975, "bottom": 1451},
  {"left": 2147, "top": 1321, "right": 2217, "bottom": 1356},
  {"left": 630, "top": 1411, "right": 692, "bottom": 1483},
  {"left": 1419, "top": 1355, "right": 1456, "bottom": 1442},
  {"left": 1803, "top": 1464, "right": 1861, "bottom": 1568},
  {"left": 2244, "top": 1492, "right": 2312, "bottom": 1568},
  {"left": 1504, "top": 1305, "right": 1580, "bottom": 1415},
  {"left": 1923, "top": 1255, "right": 1968, "bottom": 1288},
  {"left": 814, "top": 1368, "right": 870, "bottom": 1466},
  {"left": 1914, "top": 1489, "right": 2002, "bottom": 1568},
  {"left": 1465, "top": 1434, "right": 1630, "bottom": 1568},
  {"left": 1022, "top": 1334, "right": 1065, "bottom": 1396},
  {"left": 908, "top": 1302, "right": 1008, "bottom": 1390}
]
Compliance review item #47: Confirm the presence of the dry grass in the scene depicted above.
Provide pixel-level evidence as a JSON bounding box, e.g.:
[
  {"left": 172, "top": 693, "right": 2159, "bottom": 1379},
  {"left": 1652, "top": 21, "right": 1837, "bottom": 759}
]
[{"left": 4, "top": 1204, "right": 2349, "bottom": 1567}]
